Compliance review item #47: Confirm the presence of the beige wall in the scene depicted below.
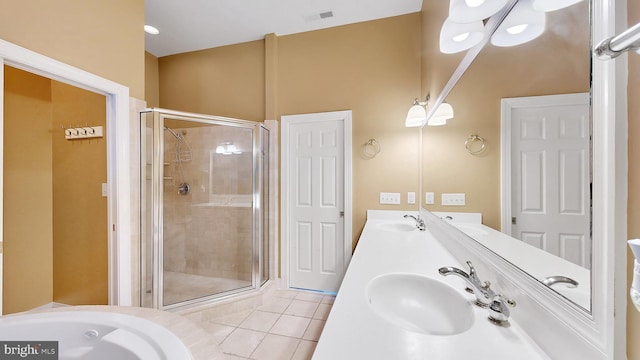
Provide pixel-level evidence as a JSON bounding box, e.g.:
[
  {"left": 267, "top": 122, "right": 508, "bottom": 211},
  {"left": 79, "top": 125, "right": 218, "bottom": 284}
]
[
  {"left": 0, "top": 0, "right": 145, "bottom": 99},
  {"left": 3, "top": 67, "right": 108, "bottom": 314},
  {"left": 51, "top": 81, "right": 108, "bottom": 306},
  {"left": 145, "top": 52, "right": 160, "bottom": 108},
  {"left": 3, "top": 66, "right": 54, "bottom": 314},
  {"left": 628, "top": 2, "right": 640, "bottom": 359},
  {"left": 277, "top": 14, "right": 422, "bottom": 245},
  {"left": 156, "top": 14, "right": 423, "bottom": 247},
  {"left": 420, "top": 3, "right": 589, "bottom": 230},
  {"left": 158, "top": 41, "right": 266, "bottom": 121}
]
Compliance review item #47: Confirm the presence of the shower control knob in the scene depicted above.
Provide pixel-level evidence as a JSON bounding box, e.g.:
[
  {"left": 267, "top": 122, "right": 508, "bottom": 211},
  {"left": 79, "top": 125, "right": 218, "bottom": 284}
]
[{"left": 178, "top": 182, "right": 190, "bottom": 195}]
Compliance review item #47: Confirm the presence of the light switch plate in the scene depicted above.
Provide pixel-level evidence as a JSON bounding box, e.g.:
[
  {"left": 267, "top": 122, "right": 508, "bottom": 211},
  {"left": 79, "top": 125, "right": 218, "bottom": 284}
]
[
  {"left": 425, "top": 192, "right": 435, "bottom": 205},
  {"left": 442, "top": 193, "right": 465, "bottom": 206},
  {"left": 407, "top": 192, "right": 416, "bottom": 204},
  {"left": 380, "top": 192, "right": 401, "bottom": 205}
]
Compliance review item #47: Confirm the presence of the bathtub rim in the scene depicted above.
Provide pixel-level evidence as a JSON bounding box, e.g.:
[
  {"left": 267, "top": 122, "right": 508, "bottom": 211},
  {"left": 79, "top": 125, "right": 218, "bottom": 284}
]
[{"left": 0, "top": 309, "right": 194, "bottom": 360}]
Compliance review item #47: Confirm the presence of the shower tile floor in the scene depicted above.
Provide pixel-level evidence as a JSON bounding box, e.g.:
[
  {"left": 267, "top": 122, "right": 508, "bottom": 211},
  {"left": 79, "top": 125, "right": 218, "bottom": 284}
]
[
  {"left": 189, "top": 289, "right": 335, "bottom": 360},
  {"left": 163, "top": 271, "right": 251, "bottom": 305}
]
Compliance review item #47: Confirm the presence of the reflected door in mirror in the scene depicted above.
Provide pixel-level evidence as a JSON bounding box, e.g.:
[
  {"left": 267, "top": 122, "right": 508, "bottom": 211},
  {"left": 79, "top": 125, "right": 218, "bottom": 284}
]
[{"left": 506, "top": 93, "right": 590, "bottom": 269}]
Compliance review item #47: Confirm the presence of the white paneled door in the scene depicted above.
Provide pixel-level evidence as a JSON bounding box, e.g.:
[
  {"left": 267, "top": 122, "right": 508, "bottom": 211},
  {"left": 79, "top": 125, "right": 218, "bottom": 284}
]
[
  {"left": 281, "top": 111, "right": 352, "bottom": 293},
  {"left": 503, "top": 93, "right": 591, "bottom": 268}
]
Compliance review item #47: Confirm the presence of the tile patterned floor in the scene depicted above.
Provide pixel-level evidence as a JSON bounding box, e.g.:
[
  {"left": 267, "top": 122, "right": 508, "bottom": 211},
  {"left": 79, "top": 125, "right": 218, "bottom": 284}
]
[{"left": 193, "top": 289, "right": 335, "bottom": 360}]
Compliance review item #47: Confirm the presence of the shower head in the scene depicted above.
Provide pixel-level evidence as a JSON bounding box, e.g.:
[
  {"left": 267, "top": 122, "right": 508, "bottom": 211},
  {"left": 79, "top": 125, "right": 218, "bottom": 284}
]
[{"left": 164, "top": 126, "right": 181, "bottom": 140}]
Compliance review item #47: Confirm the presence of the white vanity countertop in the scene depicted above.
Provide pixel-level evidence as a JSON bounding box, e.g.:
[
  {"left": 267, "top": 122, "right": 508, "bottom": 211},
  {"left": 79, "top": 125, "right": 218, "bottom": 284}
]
[{"left": 312, "top": 210, "right": 550, "bottom": 360}]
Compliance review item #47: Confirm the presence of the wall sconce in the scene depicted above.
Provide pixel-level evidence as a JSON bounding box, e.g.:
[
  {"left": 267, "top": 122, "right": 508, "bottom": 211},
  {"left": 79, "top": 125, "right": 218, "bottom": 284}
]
[
  {"left": 405, "top": 95, "right": 429, "bottom": 127},
  {"left": 441, "top": 0, "right": 583, "bottom": 54},
  {"left": 406, "top": 95, "right": 455, "bottom": 127},
  {"left": 449, "top": 0, "right": 509, "bottom": 23},
  {"left": 532, "top": 0, "right": 583, "bottom": 12},
  {"left": 428, "top": 103, "right": 455, "bottom": 126},
  {"left": 490, "top": 0, "right": 546, "bottom": 47},
  {"left": 440, "top": 18, "right": 485, "bottom": 54},
  {"left": 215, "top": 142, "right": 242, "bottom": 155}
]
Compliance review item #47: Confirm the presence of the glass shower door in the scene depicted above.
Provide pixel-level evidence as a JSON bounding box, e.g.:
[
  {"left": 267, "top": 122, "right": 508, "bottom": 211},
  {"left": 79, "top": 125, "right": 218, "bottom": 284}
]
[{"left": 141, "top": 109, "right": 264, "bottom": 309}]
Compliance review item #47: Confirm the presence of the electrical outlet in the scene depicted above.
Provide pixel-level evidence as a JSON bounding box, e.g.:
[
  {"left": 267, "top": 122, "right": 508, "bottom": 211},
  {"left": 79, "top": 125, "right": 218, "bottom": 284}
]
[
  {"left": 442, "top": 193, "right": 465, "bottom": 206},
  {"left": 425, "top": 192, "right": 434, "bottom": 205},
  {"left": 407, "top": 192, "right": 416, "bottom": 204},
  {"left": 379, "top": 192, "right": 401, "bottom": 205}
]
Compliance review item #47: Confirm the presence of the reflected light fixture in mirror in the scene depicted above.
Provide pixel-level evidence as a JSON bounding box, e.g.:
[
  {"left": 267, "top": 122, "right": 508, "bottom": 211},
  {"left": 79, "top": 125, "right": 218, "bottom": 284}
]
[
  {"left": 405, "top": 96, "right": 429, "bottom": 127},
  {"left": 532, "top": 0, "right": 583, "bottom": 12},
  {"left": 490, "top": 0, "right": 545, "bottom": 47},
  {"left": 440, "top": 18, "right": 485, "bottom": 54},
  {"left": 427, "top": 103, "right": 454, "bottom": 126},
  {"left": 449, "top": 0, "right": 509, "bottom": 23}
]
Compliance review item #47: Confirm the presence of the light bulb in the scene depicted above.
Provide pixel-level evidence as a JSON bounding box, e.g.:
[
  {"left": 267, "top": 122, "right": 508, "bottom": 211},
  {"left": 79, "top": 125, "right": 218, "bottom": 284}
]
[
  {"left": 453, "top": 32, "right": 470, "bottom": 42},
  {"left": 507, "top": 24, "right": 528, "bottom": 35},
  {"left": 465, "top": 0, "right": 486, "bottom": 7},
  {"left": 491, "top": 0, "right": 545, "bottom": 47}
]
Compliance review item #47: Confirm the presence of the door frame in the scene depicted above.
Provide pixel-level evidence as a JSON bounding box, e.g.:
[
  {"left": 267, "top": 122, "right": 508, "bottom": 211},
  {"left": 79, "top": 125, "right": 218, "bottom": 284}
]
[
  {"left": 500, "top": 92, "right": 590, "bottom": 236},
  {"left": 0, "top": 39, "right": 132, "bottom": 308},
  {"left": 280, "top": 110, "right": 352, "bottom": 292}
]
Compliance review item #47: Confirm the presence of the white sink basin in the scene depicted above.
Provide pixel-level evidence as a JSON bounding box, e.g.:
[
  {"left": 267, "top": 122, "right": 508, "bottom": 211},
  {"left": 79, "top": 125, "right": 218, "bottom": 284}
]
[
  {"left": 376, "top": 222, "right": 416, "bottom": 232},
  {"left": 366, "top": 273, "right": 474, "bottom": 336}
]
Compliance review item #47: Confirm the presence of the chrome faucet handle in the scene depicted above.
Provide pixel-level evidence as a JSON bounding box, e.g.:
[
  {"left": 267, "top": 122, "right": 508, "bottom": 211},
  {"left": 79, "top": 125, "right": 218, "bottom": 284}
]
[
  {"left": 465, "top": 261, "right": 487, "bottom": 288},
  {"left": 403, "top": 214, "right": 427, "bottom": 231},
  {"left": 488, "top": 294, "right": 517, "bottom": 327},
  {"left": 463, "top": 261, "right": 496, "bottom": 307}
]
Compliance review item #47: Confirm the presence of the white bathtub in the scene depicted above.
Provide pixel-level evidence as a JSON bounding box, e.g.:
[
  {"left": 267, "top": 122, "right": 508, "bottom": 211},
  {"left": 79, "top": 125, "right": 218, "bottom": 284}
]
[{"left": 0, "top": 311, "right": 193, "bottom": 360}]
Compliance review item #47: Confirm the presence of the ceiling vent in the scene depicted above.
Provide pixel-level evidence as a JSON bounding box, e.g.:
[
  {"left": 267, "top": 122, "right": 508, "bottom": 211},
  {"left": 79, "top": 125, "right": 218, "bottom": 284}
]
[
  {"left": 319, "top": 11, "right": 334, "bottom": 19},
  {"left": 306, "top": 10, "right": 335, "bottom": 22}
]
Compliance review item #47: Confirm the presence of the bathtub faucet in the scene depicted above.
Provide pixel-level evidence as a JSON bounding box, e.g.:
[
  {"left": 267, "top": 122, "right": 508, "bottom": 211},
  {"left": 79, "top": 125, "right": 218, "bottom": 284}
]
[{"left": 403, "top": 214, "right": 426, "bottom": 231}]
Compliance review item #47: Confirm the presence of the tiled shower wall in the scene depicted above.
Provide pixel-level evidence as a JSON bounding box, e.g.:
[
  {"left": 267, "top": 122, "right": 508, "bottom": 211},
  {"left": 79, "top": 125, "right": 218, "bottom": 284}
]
[{"left": 163, "top": 124, "right": 255, "bottom": 281}]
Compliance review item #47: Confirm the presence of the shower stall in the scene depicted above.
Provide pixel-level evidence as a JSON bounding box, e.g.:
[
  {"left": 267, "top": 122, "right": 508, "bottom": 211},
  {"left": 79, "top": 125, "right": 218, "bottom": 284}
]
[{"left": 140, "top": 109, "right": 270, "bottom": 310}]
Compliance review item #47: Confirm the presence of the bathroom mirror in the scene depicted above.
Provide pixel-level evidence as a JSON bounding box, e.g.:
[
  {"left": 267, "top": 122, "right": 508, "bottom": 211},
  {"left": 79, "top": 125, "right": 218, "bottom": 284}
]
[{"left": 421, "top": 1, "right": 592, "bottom": 311}]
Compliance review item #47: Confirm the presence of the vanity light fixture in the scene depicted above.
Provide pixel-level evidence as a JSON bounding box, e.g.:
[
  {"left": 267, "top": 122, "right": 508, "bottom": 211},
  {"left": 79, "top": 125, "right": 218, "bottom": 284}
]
[
  {"left": 215, "top": 142, "right": 242, "bottom": 155},
  {"left": 440, "top": 18, "right": 485, "bottom": 54},
  {"left": 531, "top": 0, "right": 583, "bottom": 12},
  {"left": 144, "top": 25, "right": 160, "bottom": 35},
  {"left": 405, "top": 95, "right": 429, "bottom": 127},
  {"left": 490, "top": 0, "right": 545, "bottom": 47},
  {"left": 427, "top": 102, "right": 454, "bottom": 126},
  {"left": 449, "top": 0, "right": 509, "bottom": 24}
]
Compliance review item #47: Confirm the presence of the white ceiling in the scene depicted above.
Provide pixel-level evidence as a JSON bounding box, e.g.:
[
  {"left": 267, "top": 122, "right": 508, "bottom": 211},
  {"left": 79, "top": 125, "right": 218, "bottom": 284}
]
[{"left": 145, "top": 0, "right": 424, "bottom": 57}]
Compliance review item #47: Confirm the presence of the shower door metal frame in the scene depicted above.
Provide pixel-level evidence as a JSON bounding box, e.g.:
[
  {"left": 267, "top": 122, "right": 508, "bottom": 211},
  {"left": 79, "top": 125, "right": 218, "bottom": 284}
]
[{"left": 141, "top": 108, "right": 268, "bottom": 310}]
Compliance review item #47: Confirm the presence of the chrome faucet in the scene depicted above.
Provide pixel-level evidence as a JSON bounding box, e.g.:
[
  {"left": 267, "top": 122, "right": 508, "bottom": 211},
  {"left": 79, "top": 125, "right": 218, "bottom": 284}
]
[
  {"left": 403, "top": 214, "right": 426, "bottom": 231},
  {"left": 439, "top": 261, "right": 516, "bottom": 326},
  {"left": 488, "top": 294, "right": 517, "bottom": 327},
  {"left": 438, "top": 261, "right": 494, "bottom": 307}
]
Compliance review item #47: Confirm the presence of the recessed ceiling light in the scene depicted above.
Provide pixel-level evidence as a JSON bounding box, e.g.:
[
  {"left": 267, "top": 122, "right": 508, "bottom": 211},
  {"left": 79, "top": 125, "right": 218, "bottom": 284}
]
[{"left": 144, "top": 25, "right": 160, "bottom": 35}]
